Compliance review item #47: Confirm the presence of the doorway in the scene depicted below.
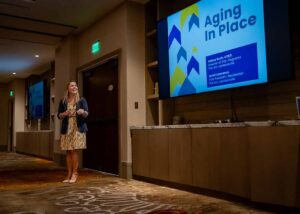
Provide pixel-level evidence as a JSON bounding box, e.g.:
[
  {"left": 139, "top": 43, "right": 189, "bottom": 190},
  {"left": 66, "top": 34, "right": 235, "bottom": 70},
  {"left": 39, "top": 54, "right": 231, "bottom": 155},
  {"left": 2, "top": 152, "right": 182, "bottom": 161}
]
[
  {"left": 8, "top": 100, "right": 14, "bottom": 152},
  {"left": 82, "top": 57, "right": 119, "bottom": 175}
]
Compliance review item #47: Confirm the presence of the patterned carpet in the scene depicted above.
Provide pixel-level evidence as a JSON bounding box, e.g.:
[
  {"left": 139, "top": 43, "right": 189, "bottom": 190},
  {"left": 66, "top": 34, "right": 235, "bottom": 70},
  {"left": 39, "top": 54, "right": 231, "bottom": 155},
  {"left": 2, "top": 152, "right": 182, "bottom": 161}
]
[{"left": 0, "top": 152, "right": 279, "bottom": 213}]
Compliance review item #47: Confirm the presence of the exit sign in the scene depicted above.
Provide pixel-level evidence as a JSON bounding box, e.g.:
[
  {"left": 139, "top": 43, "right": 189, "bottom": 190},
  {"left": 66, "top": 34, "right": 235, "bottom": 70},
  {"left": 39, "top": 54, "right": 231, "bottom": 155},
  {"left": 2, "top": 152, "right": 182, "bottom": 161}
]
[{"left": 91, "top": 41, "right": 101, "bottom": 55}]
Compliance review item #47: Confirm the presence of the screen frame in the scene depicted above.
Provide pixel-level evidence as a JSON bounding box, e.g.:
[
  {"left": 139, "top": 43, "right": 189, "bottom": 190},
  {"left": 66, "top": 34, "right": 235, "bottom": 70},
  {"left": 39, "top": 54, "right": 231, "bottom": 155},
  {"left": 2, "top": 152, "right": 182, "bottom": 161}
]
[{"left": 296, "top": 97, "right": 300, "bottom": 119}]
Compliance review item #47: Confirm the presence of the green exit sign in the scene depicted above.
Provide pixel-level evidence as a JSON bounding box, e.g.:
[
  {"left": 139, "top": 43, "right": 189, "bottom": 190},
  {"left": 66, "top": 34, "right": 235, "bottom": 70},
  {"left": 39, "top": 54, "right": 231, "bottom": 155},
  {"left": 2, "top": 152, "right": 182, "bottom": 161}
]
[
  {"left": 91, "top": 41, "right": 101, "bottom": 55},
  {"left": 9, "top": 90, "right": 14, "bottom": 97}
]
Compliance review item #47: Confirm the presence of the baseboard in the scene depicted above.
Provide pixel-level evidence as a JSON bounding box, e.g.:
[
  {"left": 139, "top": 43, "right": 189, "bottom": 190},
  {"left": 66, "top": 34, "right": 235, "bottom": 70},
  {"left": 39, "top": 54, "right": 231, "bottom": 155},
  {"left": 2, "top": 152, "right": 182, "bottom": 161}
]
[{"left": 120, "top": 161, "right": 132, "bottom": 179}]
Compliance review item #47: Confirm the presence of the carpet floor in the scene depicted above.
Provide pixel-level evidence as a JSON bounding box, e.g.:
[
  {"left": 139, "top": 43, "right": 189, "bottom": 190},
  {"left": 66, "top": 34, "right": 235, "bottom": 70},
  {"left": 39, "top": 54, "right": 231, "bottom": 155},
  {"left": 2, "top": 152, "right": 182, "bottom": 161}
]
[{"left": 0, "top": 152, "right": 285, "bottom": 214}]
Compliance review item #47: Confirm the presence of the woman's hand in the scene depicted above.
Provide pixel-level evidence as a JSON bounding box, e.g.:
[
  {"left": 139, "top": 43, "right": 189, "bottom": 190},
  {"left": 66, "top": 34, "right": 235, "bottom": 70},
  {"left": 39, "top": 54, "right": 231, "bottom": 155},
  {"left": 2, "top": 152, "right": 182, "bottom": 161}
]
[
  {"left": 77, "top": 109, "right": 88, "bottom": 117},
  {"left": 59, "top": 110, "right": 70, "bottom": 119},
  {"left": 76, "top": 109, "right": 84, "bottom": 115}
]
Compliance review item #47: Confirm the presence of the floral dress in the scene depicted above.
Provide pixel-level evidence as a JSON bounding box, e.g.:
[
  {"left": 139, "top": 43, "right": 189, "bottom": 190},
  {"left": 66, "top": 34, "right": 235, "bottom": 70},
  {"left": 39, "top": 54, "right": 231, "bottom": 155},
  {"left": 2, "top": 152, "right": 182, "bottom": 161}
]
[{"left": 60, "top": 102, "right": 86, "bottom": 150}]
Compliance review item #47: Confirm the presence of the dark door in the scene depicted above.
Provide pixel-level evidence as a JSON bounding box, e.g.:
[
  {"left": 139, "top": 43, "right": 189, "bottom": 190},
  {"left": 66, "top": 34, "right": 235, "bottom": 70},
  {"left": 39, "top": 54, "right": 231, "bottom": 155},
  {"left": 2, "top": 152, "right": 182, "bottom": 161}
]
[
  {"left": 83, "top": 57, "right": 119, "bottom": 175},
  {"left": 8, "top": 100, "right": 14, "bottom": 152}
]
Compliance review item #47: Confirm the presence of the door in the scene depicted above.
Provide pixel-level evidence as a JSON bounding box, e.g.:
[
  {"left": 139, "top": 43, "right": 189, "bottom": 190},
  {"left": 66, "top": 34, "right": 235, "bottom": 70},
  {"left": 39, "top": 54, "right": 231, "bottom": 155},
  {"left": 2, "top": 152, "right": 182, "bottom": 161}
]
[
  {"left": 83, "top": 57, "right": 119, "bottom": 175},
  {"left": 8, "top": 100, "right": 14, "bottom": 152}
]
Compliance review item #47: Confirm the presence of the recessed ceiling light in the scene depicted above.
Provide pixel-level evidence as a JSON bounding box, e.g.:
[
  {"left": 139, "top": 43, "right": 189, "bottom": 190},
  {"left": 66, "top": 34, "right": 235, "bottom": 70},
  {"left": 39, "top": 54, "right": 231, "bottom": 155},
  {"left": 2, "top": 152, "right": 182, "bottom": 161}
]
[
  {"left": 12, "top": 72, "right": 16, "bottom": 75},
  {"left": 35, "top": 54, "right": 39, "bottom": 58},
  {"left": 22, "top": 0, "right": 36, "bottom": 3}
]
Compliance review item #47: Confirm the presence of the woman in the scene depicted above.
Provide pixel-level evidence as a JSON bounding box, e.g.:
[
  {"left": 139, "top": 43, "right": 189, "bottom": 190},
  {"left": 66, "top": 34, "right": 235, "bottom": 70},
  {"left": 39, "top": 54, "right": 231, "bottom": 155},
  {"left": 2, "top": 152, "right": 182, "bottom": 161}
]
[{"left": 57, "top": 81, "right": 88, "bottom": 183}]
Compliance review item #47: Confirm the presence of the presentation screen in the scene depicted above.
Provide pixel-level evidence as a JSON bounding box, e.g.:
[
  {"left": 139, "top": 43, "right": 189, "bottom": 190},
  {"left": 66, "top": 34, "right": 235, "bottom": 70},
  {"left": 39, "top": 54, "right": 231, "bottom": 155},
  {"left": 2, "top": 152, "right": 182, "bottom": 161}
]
[
  {"left": 158, "top": 0, "right": 293, "bottom": 99},
  {"left": 28, "top": 81, "right": 44, "bottom": 120}
]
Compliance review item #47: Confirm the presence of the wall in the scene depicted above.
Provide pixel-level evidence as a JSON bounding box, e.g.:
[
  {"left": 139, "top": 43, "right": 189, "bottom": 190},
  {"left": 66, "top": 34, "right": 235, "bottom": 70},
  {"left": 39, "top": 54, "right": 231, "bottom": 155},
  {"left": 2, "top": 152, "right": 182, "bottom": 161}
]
[
  {"left": 53, "top": 37, "right": 77, "bottom": 163},
  {"left": 77, "top": 3, "right": 128, "bottom": 175},
  {"left": 9, "top": 79, "right": 25, "bottom": 149},
  {"left": 0, "top": 83, "right": 9, "bottom": 151},
  {"left": 55, "top": 2, "right": 145, "bottom": 177},
  {"left": 125, "top": 2, "right": 146, "bottom": 174}
]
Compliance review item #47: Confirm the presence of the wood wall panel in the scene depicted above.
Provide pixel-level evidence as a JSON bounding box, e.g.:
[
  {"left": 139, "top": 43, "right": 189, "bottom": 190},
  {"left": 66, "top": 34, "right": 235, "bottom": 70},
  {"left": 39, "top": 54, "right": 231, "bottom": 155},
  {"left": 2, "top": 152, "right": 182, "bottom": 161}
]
[
  {"left": 30, "top": 134, "right": 39, "bottom": 156},
  {"left": 174, "top": 80, "right": 300, "bottom": 123},
  {"left": 220, "top": 128, "right": 250, "bottom": 198},
  {"left": 168, "top": 128, "right": 192, "bottom": 185},
  {"left": 181, "top": 110, "right": 231, "bottom": 124},
  {"left": 39, "top": 132, "right": 51, "bottom": 159},
  {"left": 16, "top": 132, "right": 25, "bottom": 153},
  {"left": 148, "top": 129, "right": 169, "bottom": 180},
  {"left": 16, "top": 131, "right": 53, "bottom": 159},
  {"left": 192, "top": 128, "right": 221, "bottom": 191},
  {"left": 131, "top": 129, "right": 150, "bottom": 177},
  {"left": 131, "top": 125, "right": 300, "bottom": 207},
  {"left": 249, "top": 126, "right": 300, "bottom": 206}
]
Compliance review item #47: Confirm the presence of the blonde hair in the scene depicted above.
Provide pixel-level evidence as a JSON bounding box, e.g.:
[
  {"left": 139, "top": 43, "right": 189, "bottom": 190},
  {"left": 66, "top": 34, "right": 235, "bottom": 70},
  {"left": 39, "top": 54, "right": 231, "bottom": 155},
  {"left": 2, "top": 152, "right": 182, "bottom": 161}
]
[{"left": 63, "top": 81, "right": 80, "bottom": 104}]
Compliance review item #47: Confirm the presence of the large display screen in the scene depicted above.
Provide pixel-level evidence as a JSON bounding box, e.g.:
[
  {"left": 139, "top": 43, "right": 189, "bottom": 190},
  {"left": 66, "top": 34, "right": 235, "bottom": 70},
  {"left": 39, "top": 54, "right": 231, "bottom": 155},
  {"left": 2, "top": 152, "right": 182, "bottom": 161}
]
[
  {"left": 158, "top": 0, "right": 293, "bottom": 99},
  {"left": 28, "top": 81, "right": 44, "bottom": 120}
]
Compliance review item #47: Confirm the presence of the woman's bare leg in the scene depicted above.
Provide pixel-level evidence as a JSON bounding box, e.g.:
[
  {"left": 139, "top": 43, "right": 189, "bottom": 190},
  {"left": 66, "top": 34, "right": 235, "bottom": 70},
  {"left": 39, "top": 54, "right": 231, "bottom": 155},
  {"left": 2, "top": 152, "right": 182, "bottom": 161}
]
[
  {"left": 71, "top": 150, "right": 79, "bottom": 174},
  {"left": 69, "top": 150, "right": 79, "bottom": 183},
  {"left": 63, "top": 150, "right": 73, "bottom": 181}
]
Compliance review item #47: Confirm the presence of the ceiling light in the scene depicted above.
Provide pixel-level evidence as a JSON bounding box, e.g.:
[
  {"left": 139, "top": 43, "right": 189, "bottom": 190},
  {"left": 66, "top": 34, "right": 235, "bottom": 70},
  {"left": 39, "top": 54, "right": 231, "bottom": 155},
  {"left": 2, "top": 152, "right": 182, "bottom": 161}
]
[
  {"left": 35, "top": 54, "right": 39, "bottom": 58},
  {"left": 12, "top": 72, "right": 16, "bottom": 75},
  {"left": 22, "top": 0, "right": 36, "bottom": 3}
]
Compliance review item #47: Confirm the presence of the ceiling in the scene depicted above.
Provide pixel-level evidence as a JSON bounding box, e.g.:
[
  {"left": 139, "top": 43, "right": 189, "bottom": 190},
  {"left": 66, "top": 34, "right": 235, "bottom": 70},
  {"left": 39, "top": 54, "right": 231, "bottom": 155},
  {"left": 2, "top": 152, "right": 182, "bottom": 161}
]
[{"left": 0, "top": 0, "right": 148, "bottom": 83}]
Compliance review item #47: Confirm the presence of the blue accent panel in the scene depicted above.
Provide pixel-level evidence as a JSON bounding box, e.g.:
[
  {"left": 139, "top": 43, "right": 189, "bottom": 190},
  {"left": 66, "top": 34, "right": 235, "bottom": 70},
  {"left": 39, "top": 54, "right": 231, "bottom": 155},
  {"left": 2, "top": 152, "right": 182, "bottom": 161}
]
[
  {"left": 187, "top": 56, "right": 200, "bottom": 75},
  {"left": 177, "top": 47, "right": 187, "bottom": 63},
  {"left": 168, "top": 26, "right": 181, "bottom": 48},
  {"left": 178, "top": 78, "right": 196, "bottom": 96},
  {"left": 189, "top": 14, "right": 199, "bottom": 31},
  {"left": 206, "top": 43, "right": 258, "bottom": 87}
]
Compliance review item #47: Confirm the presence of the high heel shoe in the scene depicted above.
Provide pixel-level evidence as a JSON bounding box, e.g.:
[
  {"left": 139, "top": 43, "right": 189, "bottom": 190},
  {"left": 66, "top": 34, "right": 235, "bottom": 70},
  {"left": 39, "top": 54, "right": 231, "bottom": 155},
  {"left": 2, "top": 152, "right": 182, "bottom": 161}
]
[
  {"left": 62, "top": 175, "right": 71, "bottom": 183},
  {"left": 69, "top": 173, "right": 78, "bottom": 183}
]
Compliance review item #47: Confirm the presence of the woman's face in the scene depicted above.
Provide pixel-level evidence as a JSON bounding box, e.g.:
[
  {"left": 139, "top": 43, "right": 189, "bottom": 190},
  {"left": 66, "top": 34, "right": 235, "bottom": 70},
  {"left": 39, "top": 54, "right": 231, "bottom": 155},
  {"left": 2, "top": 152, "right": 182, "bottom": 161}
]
[{"left": 68, "top": 82, "right": 78, "bottom": 95}]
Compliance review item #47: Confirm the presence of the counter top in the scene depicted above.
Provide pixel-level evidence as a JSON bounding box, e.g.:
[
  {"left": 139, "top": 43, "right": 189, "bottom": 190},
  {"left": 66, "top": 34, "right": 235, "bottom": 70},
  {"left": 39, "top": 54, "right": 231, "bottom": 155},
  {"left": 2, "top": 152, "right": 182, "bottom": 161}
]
[
  {"left": 16, "top": 130, "right": 54, "bottom": 133},
  {"left": 130, "top": 120, "right": 300, "bottom": 130}
]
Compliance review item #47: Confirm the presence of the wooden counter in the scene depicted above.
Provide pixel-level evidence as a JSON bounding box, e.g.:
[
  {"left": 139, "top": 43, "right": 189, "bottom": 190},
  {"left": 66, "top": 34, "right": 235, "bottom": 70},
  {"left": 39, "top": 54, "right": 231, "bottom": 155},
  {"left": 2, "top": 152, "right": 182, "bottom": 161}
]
[
  {"left": 16, "top": 131, "right": 54, "bottom": 160},
  {"left": 131, "top": 124, "right": 300, "bottom": 207}
]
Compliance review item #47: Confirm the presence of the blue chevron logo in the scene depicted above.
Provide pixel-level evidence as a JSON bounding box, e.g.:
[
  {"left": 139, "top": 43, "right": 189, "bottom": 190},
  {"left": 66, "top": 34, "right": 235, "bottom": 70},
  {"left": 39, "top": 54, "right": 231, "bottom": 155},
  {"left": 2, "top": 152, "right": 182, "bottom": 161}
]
[
  {"left": 178, "top": 77, "right": 196, "bottom": 96},
  {"left": 187, "top": 56, "right": 200, "bottom": 75},
  {"left": 168, "top": 26, "right": 181, "bottom": 48},
  {"left": 177, "top": 47, "right": 187, "bottom": 63},
  {"left": 189, "top": 14, "right": 199, "bottom": 31}
]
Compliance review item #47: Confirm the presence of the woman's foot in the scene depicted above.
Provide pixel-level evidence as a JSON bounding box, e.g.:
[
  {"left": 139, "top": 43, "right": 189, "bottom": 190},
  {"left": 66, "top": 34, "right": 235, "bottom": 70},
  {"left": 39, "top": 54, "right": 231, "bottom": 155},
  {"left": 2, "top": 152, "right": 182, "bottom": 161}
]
[
  {"left": 69, "top": 173, "right": 78, "bottom": 183},
  {"left": 62, "top": 174, "right": 72, "bottom": 183}
]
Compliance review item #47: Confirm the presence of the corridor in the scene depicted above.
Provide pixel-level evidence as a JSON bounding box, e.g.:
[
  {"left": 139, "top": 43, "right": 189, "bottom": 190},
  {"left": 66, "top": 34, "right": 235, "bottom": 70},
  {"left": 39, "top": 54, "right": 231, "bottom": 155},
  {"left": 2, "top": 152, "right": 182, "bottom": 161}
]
[{"left": 0, "top": 152, "right": 275, "bottom": 214}]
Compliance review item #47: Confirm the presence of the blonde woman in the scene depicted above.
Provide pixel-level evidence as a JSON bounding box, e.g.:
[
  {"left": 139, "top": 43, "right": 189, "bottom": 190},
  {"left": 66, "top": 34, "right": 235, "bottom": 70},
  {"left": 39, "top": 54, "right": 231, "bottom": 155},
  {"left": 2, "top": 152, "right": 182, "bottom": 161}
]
[{"left": 57, "top": 81, "right": 88, "bottom": 183}]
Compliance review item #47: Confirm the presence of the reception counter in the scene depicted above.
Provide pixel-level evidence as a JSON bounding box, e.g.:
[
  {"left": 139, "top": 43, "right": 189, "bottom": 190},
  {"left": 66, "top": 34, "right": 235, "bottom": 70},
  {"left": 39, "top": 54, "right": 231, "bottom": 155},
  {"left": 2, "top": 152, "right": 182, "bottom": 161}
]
[
  {"left": 131, "top": 121, "right": 300, "bottom": 207},
  {"left": 16, "top": 131, "right": 54, "bottom": 160}
]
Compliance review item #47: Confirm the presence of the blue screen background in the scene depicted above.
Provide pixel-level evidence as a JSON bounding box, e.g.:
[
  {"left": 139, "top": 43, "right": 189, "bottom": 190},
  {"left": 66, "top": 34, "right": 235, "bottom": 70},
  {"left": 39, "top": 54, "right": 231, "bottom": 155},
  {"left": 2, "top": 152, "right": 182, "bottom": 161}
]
[
  {"left": 167, "top": 0, "right": 267, "bottom": 97},
  {"left": 28, "top": 81, "right": 44, "bottom": 119}
]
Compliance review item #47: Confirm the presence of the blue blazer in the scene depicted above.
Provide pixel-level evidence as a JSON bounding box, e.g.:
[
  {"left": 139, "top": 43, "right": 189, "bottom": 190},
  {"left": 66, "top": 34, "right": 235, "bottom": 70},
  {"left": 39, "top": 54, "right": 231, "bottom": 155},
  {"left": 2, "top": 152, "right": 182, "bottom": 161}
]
[{"left": 57, "top": 97, "right": 88, "bottom": 134}]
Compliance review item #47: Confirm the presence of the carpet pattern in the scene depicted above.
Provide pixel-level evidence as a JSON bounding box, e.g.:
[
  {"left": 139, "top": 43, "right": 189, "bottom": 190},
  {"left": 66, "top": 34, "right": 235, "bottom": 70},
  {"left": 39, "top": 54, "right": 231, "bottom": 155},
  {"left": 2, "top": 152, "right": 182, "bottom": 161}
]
[{"left": 0, "top": 152, "right": 273, "bottom": 214}]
